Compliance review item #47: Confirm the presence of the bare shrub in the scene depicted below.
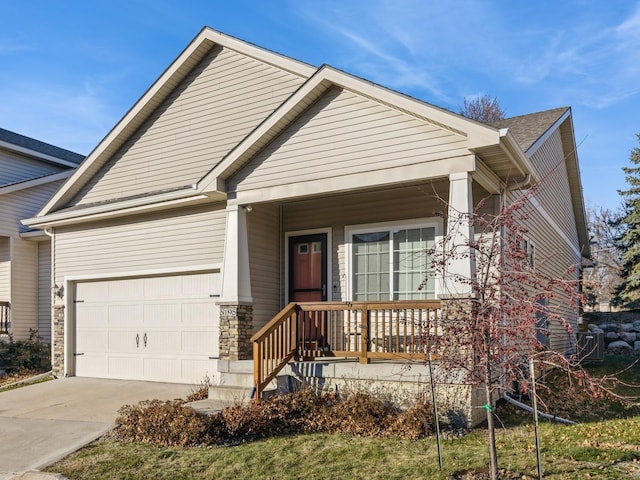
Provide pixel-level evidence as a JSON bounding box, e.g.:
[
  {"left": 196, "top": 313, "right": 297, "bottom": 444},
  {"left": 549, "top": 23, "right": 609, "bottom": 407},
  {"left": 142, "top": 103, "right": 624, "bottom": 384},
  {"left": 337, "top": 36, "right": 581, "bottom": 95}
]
[{"left": 112, "top": 399, "right": 210, "bottom": 447}]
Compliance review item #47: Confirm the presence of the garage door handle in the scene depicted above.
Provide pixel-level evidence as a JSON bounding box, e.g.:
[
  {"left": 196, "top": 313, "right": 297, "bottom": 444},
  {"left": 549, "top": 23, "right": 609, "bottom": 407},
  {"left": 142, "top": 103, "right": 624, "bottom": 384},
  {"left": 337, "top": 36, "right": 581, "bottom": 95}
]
[
  {"left": 136, "top": 333, "right": 140, "bottom": 348},
  {"left": 143, "top": 332, "right": 148, "bottom": 348}
]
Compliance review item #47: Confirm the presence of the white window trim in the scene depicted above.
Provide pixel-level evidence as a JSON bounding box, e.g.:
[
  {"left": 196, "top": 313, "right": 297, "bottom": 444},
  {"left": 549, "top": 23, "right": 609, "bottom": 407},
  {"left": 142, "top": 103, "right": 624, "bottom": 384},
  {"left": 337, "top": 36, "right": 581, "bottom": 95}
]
[{"left": 344, "top": 218, "right": 443, "bottom": 301}]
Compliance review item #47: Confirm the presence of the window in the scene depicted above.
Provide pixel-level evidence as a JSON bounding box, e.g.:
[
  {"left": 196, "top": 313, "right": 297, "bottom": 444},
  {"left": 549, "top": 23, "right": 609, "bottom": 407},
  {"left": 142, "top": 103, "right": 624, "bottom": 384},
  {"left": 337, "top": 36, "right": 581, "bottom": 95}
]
[{"left": 347, "top": 220, "right": 439, "bottom": 300}]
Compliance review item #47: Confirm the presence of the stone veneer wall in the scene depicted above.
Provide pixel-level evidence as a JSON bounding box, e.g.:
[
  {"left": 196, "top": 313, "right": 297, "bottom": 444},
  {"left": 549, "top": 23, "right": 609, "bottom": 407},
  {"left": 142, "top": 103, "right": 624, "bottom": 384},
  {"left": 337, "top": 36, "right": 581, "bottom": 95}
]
[
  {"left": 52, "top": 304, "right": 64, "bottom": 377},
  {"left": 218, "top": 304, "right": 253, "bottom": 360}
]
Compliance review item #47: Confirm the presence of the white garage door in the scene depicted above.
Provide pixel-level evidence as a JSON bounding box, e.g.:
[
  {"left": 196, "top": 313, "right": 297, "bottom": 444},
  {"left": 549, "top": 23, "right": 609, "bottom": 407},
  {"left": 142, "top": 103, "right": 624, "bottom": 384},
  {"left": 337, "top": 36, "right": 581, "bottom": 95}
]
[{"left": 74, "top": 271, "right": 220, "bottom": 384}]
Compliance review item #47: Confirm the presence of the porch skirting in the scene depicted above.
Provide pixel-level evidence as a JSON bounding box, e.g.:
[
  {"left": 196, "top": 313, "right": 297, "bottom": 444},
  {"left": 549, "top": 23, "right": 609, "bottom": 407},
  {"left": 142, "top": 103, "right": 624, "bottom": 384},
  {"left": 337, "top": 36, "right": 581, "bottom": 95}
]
[{"left": 219, "top": 304, "right": 253, "bottom": 360}]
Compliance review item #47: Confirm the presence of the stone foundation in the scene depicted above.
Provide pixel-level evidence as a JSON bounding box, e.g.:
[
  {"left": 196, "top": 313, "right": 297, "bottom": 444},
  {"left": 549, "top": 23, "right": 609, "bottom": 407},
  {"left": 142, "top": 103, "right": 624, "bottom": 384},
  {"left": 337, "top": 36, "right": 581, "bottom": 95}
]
[
  {"left": 52, "top": 304, "right": 64, "bottom": 377},
  {"left": 218, "top": 304, "right": 253, "bottom": 360}
]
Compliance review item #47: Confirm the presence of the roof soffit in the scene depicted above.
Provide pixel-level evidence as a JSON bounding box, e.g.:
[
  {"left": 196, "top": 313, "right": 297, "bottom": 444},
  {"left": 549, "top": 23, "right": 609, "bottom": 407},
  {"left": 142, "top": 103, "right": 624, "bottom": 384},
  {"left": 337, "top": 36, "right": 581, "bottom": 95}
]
[{"left": 35, "top": 27, "right": 315, "bottom": 219}]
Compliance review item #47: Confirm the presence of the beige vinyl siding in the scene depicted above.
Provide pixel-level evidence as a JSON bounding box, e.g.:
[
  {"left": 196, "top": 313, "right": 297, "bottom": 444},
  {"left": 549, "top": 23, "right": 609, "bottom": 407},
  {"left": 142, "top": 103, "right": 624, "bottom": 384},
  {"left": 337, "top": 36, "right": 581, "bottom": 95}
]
[
  {"left": 71, "top": 47, "right": 306, "bottom": 207},
  {"left": 10, "top": 239, "right": 37, "bottom": 339},
  {"left": 54, "top": 203, "right": 226, "bottom": 285},
  {"left": 282, "top": 182, "right": 452, "bottom": 302},
  {"left": 528, "top": 130, "right": 579, "bottom": 246},
  {"left": 229, "top": 87, "right": 469, "bottom": 193},
  {"left": 37, "top": 241, "right": 52, "bottom": 343},
  {"left": 506, "top": 190, "right": 581, "bottom": 355},
  {"left": 0, "top": 237, "right": 9, "bottom": 300},
  {"left": 247, "top": 203, "right": 281, "bottom": 331},
  {"left": 0, "top": 153, "right": 62, "bottom": 186}
]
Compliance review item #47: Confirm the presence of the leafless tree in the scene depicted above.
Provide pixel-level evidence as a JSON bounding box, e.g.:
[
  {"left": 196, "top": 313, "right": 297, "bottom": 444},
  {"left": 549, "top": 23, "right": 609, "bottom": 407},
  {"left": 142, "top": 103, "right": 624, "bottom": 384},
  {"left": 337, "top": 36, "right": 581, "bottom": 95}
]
[
  {"left": 583, "top": 207, "right": 623, "bottom": 310},
  {"left": 458, "top": 95, "right": 506, "bottom": 123}
]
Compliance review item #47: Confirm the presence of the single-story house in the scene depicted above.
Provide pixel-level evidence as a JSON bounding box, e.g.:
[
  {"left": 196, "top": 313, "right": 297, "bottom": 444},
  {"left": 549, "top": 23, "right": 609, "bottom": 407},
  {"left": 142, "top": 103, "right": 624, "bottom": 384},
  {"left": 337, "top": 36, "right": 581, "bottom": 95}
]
[
  {"left": 23, "top": 28, "right": 589, "bottom": 413},
  {"left": 1, "top": 128, "right": 83, "bottom": 342}
]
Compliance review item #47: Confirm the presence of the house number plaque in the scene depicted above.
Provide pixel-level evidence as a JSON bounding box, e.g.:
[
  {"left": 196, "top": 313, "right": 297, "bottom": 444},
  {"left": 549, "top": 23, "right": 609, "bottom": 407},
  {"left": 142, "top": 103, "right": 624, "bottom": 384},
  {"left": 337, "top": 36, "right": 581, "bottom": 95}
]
[{"left": 220, "top": 306, "right": 238, "bottom": 317}]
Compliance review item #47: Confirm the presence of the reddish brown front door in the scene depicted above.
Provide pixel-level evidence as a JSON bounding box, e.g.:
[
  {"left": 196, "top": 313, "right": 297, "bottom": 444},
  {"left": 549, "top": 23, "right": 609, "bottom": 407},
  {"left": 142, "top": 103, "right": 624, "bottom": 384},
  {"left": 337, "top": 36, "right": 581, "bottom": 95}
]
[
  {"left": 289, "top": 234, "right": 327, "bottom": 302},
  {"left": 289, "top": 234, "right": 328, "bottom": 357}
]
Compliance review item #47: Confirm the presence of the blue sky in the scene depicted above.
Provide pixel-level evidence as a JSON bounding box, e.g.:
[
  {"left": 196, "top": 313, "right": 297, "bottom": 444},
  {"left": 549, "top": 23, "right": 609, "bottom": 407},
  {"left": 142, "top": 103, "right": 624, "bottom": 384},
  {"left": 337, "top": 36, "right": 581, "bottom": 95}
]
[{"left": 1, "top": 1, "right": 638, "bottom": 212}]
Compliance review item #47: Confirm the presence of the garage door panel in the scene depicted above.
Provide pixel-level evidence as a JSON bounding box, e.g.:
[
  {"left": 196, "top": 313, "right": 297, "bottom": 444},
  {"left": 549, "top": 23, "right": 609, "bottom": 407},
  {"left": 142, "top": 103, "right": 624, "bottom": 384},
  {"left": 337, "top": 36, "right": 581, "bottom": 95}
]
[
  {"left": 182, "top": 272, "right": 220, "bottom": 297},
  {"left": 108, "top": 279, "right": 144, "bottom": 300},
  {"left": 183, "top": 331, "right": 218, "bottom": 356},
  {"left": 108, "top": 330, "right": 143, "bottom": 354},
  {"left": 109, "top": 355, "right": 143, "bottom": 380},
  {"left": 76, "top": 330, "right": 109, "bottom": 353},
  {"left": 75, "top": 305, "right": 108, "bottom": 327},
  {"left": 108, "top": 304, "right": 143, "bottom": 327},
  {"left": 181, "top": 302, "right": 217, "bottom": 326},
  {"left": 76, "top": 355, "right": 109, "bottom": 377},
  {"left": 143, "top": 276, "right": 181, "bottom": 298},
  {"left": 74, "top": 271, "right": 220, "bottom": 384},
  {"left": 143, "top": 303, "right": 181, "bottom": 326}
]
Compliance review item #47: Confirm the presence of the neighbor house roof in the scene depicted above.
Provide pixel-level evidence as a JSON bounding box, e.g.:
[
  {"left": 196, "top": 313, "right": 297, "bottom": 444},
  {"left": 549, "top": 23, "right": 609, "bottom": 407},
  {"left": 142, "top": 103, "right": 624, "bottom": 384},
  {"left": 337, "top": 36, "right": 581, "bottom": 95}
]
[{"left": 0, "top": 127, "right": 84, "bottom": 167}]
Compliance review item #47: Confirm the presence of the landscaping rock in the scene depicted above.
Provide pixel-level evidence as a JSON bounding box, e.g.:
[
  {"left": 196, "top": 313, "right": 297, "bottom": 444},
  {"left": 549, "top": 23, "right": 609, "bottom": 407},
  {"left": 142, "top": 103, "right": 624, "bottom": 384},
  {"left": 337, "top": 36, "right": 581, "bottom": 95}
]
[
  {"left": 620, "top": 323, "right": 635, "bottom": 332},
  {"left": 605, "top": 331, "right": 620, "bottom": 341},
  {"left": 608, "top": 340, "right": 633, "bottom": 352},
  {"left": 590, "top": 327, "right": 604, "bottom": 334},
  {"left": 601, "top": 324, "right": 618, "bottom": 333},
  {"left": 635, "top": 341, "right": 640, "bottom": 352},
  {"left": 620, "top": 332, "right": 637, "bottom": 344}
]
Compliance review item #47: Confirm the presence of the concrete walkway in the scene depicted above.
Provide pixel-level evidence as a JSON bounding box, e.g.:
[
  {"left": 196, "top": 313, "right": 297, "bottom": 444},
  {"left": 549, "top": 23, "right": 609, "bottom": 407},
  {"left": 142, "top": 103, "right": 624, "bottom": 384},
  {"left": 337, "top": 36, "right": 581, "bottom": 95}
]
[{"left": 0, "top": 377, "right": 193, "bottom": 479}]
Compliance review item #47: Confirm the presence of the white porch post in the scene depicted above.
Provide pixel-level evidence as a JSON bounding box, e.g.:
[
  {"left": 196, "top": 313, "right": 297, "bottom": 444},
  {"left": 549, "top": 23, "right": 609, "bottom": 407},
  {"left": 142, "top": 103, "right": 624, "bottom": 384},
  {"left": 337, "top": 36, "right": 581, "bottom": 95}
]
[
  {"left": 220, "top": 204, "right": 252, "bottom": 304},
  {"left": 441, "top": 172, "right": 476, "bottom": 297},
  {"left": 219, "top": 204, "right": 254, "bottom": 360}
]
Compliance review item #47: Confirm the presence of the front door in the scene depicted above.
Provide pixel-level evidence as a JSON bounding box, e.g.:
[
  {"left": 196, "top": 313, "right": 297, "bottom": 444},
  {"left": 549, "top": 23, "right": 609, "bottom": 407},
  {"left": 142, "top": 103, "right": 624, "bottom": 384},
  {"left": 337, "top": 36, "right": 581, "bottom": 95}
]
[{"left": 288, "top": 233, "right": 327, "bottom": 302}]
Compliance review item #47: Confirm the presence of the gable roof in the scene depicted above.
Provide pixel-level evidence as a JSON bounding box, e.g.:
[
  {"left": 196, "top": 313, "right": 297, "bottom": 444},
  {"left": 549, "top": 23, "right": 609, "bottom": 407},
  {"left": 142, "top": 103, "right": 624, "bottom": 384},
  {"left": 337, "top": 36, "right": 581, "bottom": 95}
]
[
  {"left": 34, "top": 27, "right": 316, "bottom": 218},
  {"left": 0, "top": 127, "right": 84, "bottom": 167},
  {"left": 491, "top": 107, "right": 569, "bottom": 153}
]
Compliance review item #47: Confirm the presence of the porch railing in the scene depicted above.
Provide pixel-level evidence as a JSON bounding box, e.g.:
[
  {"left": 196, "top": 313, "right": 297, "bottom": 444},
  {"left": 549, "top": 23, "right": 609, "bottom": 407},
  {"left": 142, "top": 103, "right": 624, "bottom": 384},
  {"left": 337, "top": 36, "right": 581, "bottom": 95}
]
[
  {"left": 251, "top": 300, "right": 442, "bottom": 399},
  {"left": 0, "top": 301, "right": 9, "bottom": 335}
]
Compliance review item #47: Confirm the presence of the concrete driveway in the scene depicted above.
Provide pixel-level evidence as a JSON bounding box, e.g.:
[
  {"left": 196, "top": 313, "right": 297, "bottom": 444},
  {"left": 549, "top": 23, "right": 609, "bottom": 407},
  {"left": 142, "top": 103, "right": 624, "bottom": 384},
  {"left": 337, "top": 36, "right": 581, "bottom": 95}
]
[{"left": 0, "top": 377, "right": 192, "bottom": 478}]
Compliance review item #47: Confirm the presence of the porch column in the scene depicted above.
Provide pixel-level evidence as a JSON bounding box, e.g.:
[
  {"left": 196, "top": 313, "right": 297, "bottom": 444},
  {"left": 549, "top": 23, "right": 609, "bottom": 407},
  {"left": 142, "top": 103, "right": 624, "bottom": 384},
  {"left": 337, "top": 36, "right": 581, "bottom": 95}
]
[
  {"left": 441, "top": 172, "right": 476, "bottom": 297},
  {"left": 219, "top": 204, "right": 253, "bottom": 360}
]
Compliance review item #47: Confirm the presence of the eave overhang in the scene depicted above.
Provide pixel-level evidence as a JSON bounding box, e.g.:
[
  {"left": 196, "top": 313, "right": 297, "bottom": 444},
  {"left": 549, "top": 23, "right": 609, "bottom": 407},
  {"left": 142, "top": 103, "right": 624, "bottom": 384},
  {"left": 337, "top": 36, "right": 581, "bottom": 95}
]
[{"left": 23, "top": 187, "right": 225, "bottom": 229}]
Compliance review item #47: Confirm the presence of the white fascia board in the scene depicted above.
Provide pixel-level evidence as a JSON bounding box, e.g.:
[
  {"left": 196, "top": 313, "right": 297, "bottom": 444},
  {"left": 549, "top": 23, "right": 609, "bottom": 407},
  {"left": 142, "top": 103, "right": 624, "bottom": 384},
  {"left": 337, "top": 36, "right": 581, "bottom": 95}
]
[
  {"left": 472, "top": 158, "right": 503, "bottom": 194},
  {"left": 19, "top": 230, "right": 49, "bottom": 241},
  {"left": 0, "top": 140, "right": 80, "bottom": 168},
  {"left": 499, "top": 130, "right": 539, "bottom": 183},
  {"left": 0, "top": 170, "right": 74, "bottom": 196},
  {"left": 23, "top": 188, "right": 215, "bottom": 228},
  {"left": 202, "top": 27, "right": 316, "bottom": 78}
]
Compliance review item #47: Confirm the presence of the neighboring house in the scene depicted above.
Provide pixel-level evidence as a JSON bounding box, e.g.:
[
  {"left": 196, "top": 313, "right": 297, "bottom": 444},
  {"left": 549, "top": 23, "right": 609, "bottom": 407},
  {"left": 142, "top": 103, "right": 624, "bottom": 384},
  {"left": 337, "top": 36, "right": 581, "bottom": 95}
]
[
  {"left": 0, "top": 128, "right": 83, "bottom": 342},
  {"left": 23, "top": 28, "right": 589, "bottom": 414}
]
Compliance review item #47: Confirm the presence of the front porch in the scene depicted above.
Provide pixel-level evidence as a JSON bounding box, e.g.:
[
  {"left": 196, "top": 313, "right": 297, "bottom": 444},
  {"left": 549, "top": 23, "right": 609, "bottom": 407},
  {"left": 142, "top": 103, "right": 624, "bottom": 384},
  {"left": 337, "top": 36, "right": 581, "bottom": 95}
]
[{"left": 251, "top": 300, "right": 443, "bottom": 399}]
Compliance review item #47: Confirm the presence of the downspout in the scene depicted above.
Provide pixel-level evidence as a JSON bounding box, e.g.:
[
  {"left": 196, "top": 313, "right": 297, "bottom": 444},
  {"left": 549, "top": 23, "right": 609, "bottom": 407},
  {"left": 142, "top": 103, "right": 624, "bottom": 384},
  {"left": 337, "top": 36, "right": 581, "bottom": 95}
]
[{"left": 502, "top": 393, "right": 576, "bottom": 425}]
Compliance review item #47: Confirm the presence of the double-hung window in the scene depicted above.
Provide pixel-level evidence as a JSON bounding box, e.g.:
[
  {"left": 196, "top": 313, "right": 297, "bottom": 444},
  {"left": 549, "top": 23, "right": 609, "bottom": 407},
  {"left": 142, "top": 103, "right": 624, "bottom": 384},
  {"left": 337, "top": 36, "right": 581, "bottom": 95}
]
[{"left": 346, "top": 220, "right": 440, "bottom": 301}]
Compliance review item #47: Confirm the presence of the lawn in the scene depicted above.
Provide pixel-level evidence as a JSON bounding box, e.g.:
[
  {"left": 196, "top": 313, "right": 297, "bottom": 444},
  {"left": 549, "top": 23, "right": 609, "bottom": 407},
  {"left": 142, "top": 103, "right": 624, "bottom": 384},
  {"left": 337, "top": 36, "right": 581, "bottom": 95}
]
[{"left": 47, "top": 356, "right": 640, "bottom": 480}]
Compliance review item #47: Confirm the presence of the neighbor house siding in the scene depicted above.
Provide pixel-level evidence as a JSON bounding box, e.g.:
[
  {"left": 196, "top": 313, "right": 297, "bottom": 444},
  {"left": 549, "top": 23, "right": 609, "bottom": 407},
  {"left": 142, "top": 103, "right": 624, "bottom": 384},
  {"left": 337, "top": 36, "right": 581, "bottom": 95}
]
[
  {"left": 0, "top": 237, "right": 9, "bottom": 300},
  {"left": 0, "top": 180, "right": 66, "bottom": 236},
  {"left": 70, "top": 46, "right": 307, "bottom": 207},
  {"left": 37, "top": 240, "right": 51, "bottom": 343},
  {"left": 10, "top": 239, "right": 37, "bottom": 339},
  {"left": 229, "top": 87, "right": 469, "bottom": 194},
  {"left": 0, "top": 154, "right": 63, "bottom": 186},
  {"left": 247, "top": 203, "right": 281, "bottom": 331},
  {"left": 53, "top": 203, "right": 226, "bottom": 285}
]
